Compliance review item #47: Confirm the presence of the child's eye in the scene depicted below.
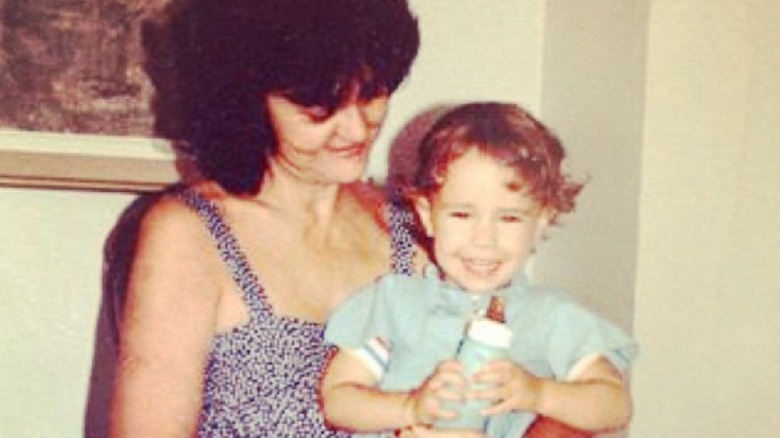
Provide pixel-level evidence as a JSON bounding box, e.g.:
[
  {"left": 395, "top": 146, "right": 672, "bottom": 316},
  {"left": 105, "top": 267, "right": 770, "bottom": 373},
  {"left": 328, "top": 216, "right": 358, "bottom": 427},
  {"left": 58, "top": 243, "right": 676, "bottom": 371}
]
[
  {"left": 449, "top": 211, "right": 471, "bottom": 219},
  {"left": 500, "top": 214, "right": 523, "bottom": 223}
]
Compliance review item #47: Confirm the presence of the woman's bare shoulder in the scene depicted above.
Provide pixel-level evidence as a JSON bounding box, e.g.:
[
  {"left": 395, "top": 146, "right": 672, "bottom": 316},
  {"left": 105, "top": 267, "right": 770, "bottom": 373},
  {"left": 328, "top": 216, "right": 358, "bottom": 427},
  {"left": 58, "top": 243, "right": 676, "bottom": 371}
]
[
  {"left": 138, "top": 182, "right": 225, "bottom": 239},
  {"left": 349, "top": 180, "right": 387, "bottom": 205},
  {"left": 126, "top": 186, "right": 223, "bottom": 318},
  {"left": 344, "top": 180, "right": 392, "bottom": 227},
  {"left": 139, "top": 193, "right": 201, "bottom": 241},
  {"left": 132, "top": 184, "right": 224, "bottom": 274},
  {"left": 116, "top": 187, "right": 223, "bottom": 413}
]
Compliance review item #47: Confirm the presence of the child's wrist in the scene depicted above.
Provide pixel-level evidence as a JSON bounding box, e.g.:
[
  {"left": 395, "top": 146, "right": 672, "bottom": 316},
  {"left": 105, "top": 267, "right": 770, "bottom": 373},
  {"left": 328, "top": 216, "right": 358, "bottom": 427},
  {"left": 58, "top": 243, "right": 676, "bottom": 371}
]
[
  {"left": 400, "top": 391, "right": 418, "bottom": 428},
  {"left": 532, "top": 377, "right": 551, "bottom": 415}
]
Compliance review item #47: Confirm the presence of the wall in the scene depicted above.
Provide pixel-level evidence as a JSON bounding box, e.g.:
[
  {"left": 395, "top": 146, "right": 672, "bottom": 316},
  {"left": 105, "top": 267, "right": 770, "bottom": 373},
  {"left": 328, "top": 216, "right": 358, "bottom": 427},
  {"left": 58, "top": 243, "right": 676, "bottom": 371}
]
[
  {"left": 533, "top": 0, "right": 647, "bottom": 336},
  {"left": 0, "top": 188, "right": 134, "bottom": 437},
  {"left": 630, "top": 1, "right": 780, "bottom": 436},
  {"left": 530, "top": 3, "right": 649, "bottom": 437},
  {"left": 534, "top": 2, "right": 780, "bottom": 436},
  {"left": 369, "top": 0, "right": 545, "bottom": 179}
]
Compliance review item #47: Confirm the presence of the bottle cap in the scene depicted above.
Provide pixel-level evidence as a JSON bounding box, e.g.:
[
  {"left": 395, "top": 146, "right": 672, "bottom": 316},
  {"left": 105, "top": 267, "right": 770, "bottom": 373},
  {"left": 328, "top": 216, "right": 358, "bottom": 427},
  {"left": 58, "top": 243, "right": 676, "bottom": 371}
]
[
  {"left": 485, "top": 295, "right": 505, "bottom": 323},
  {"left": 467, "top": 318, "right": 513, "bottom": 348}
]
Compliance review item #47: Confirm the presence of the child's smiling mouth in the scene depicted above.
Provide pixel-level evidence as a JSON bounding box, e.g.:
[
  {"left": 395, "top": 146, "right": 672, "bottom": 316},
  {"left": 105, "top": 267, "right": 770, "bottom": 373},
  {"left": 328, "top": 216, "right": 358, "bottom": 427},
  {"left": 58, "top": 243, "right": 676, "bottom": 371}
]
[{"left": 462, "top": 258, "right": 501, "bottom": 277}]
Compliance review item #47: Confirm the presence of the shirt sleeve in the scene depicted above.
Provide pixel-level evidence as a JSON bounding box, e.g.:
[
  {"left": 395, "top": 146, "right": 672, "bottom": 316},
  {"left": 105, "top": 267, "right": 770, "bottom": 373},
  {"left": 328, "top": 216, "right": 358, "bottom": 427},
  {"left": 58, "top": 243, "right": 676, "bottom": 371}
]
[
  {"left": 545, "top": 297, "right": 639, "bottom": 379},
  {"left": 324, "top": 275, "right": 411, "bottom": 378}
]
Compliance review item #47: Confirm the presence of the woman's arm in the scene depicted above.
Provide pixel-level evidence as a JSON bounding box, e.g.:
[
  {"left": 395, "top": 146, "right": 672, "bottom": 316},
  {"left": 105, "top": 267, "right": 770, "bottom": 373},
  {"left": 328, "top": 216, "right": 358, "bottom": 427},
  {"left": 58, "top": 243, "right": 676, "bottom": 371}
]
[
  {"left": 109, "top": 199, "right": 221, "bottom": 438},
  {"left": 478, "top": 357, "right": 631, "bottom": 433}
]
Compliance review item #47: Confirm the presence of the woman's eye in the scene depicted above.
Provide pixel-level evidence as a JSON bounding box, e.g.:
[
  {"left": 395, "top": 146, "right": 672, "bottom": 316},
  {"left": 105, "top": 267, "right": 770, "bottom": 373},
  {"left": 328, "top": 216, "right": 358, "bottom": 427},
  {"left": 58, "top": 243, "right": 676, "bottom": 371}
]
[
  {"left": 302, "top": 106, "right": 331, "bottom": 122},
  {"left": 501, "top": 215, "right": 522, "bottom": 223}
]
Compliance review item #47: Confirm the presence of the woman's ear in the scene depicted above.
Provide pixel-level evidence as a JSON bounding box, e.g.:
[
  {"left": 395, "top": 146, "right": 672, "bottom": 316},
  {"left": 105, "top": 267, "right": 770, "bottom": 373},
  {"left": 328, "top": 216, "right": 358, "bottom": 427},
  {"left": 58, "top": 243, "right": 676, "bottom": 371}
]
[{"left": 413, "top": 197, "right": 434, "bottom": 237}]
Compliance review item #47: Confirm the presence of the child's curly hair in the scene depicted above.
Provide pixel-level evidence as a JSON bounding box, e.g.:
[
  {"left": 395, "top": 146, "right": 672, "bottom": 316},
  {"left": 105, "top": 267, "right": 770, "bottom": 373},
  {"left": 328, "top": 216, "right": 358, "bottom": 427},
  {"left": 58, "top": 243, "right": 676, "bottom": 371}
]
[{"left": 411, "top": 102, "right": 585, "bottom": 224}]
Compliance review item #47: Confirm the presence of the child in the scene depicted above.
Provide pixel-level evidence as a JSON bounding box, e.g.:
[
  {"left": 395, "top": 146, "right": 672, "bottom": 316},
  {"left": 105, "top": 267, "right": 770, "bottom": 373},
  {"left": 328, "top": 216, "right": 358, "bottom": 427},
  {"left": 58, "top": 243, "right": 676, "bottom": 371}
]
[{"left": 320, "top": 102, "right": 638, "bottom": 437}]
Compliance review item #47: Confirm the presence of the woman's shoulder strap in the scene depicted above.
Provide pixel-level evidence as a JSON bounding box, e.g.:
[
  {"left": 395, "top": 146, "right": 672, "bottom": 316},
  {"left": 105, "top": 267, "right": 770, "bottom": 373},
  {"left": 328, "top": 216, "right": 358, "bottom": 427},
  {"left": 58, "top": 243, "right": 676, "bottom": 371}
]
[
  {"left": 387, "top": 189, "right": 420, "bottom": 277},
  {"left": 175, "top": 186, "right": 268, "bottom": 313}
]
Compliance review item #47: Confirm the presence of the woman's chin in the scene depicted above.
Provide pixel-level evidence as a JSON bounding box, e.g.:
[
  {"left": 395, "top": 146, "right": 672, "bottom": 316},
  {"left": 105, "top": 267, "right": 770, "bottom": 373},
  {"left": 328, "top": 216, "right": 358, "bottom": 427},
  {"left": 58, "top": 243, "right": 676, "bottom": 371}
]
[{"left": 326, "top": 159, "right": 371, "bottom": 184}]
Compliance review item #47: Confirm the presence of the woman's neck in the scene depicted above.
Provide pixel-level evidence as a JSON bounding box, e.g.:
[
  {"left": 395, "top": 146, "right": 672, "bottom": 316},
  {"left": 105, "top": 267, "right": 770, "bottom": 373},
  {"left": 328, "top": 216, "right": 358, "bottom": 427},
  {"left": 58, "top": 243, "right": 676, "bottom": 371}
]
[{"left": 254, "top": 160, "right": 355, "bottom": 234}]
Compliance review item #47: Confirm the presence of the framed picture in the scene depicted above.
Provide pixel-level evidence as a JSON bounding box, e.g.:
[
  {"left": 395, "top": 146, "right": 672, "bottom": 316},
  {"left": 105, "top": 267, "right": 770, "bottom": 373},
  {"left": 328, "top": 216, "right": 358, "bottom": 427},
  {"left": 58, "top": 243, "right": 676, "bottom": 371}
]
[
  {"left": 0, "top": 0, "right": 177, "bottom": 192},
  {"left": 0, "top": 129, "right": 177, "bottom": 192}
]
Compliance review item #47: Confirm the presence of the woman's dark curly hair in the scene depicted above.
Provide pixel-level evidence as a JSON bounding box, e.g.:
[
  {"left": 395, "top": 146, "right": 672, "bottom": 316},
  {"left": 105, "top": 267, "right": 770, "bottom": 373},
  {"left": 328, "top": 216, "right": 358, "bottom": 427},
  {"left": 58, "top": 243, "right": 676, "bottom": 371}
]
[
  {"left": 412, "top": 102, "right": 585, "bottom": 224},
  {"left": 142, "top": 0, "right": 419, "bottom": 194}
]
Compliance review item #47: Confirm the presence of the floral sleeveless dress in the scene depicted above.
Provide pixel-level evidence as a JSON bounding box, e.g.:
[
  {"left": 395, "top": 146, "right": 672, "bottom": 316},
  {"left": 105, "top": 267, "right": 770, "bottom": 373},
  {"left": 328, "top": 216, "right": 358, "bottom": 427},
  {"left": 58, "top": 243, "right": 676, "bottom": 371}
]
[{"left": 178, "top": 188, "right": 417, "bottom": 437}]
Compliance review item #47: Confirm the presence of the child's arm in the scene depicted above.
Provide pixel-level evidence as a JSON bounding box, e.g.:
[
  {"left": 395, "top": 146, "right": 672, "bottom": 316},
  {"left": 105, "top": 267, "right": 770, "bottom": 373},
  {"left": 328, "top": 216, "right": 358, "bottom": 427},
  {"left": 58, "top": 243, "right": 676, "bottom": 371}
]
[
  {"left": 474, "top": 356, "right": 631, "bottom": 433},
  {"left": 320, "top": 347, "right": 467, "bottom": 433}
]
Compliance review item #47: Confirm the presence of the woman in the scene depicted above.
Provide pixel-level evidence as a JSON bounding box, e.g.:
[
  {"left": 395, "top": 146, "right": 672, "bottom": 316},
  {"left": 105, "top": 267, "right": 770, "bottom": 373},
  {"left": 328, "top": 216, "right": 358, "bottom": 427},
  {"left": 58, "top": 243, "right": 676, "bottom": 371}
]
[{"left": 110, "top": 0, "right": 422, "bottom": 436}]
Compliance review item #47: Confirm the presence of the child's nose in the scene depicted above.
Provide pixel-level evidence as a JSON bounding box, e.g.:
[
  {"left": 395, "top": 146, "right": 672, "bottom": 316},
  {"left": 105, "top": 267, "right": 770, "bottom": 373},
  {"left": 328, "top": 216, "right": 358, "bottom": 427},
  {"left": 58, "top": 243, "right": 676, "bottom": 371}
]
[{"left": 471, "top": 218, "right": 497, "bottom": 246}]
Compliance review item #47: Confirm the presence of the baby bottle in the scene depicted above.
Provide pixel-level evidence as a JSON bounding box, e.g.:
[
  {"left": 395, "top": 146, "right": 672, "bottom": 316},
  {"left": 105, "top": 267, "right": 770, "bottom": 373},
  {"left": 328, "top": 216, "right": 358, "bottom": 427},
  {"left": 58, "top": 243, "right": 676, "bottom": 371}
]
[{"left": 434, "top": 310, "right": 513, "bottom": 431}]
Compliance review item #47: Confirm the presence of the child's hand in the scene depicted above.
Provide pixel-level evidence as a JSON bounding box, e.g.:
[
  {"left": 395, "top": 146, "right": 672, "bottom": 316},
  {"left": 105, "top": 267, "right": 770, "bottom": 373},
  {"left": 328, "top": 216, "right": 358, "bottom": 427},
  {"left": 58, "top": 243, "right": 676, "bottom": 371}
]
[
  {"left": 405, "top": 359, "right": 469, "bottom": 426},
  {"left": 470, "top": 358, "right": 542, "bottom": 415}
]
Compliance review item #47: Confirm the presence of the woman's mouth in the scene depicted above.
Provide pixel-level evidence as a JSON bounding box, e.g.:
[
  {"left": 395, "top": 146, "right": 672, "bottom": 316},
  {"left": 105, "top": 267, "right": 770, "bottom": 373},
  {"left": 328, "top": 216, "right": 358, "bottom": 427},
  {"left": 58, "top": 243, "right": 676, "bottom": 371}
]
[{"left": 329, "top": 143, "right": 367, "bottom": 158}]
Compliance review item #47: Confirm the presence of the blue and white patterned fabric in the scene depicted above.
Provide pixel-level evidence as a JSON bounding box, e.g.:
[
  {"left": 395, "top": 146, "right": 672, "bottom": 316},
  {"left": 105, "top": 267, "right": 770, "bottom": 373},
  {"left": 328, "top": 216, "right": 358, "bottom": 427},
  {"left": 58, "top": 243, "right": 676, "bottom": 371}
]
[{"left": 177, "top": 187, "right": 416, "bottom": 437}]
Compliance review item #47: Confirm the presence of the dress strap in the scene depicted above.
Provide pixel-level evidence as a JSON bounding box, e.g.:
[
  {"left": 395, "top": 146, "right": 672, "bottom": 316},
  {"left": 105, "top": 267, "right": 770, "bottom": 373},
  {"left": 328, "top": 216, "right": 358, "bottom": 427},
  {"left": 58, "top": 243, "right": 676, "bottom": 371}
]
[
  {"left": 387, "top": 190, "right": 419, "bottom": 277},
  {"left": 176, "top": 187, "right": 268, "bottom": 315}
]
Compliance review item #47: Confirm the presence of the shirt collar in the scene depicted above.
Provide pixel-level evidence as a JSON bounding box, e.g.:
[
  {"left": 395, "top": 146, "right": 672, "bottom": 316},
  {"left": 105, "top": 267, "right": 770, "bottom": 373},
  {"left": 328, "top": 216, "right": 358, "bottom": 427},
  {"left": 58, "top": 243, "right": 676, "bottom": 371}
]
[{"left": 423, "top": 263, "right": 530, "bottom": 317}]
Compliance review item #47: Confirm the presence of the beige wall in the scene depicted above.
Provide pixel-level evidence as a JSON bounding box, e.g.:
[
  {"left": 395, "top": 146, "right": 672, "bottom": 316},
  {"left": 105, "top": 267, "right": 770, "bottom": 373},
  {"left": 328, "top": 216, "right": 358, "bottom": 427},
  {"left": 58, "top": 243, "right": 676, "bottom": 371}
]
[
  {"left": 369, "top": 0, "right": 545, "bottom": 179},
  {"left": 531, "top": 3, "right": 648, "bottom": 438},
  {"left": 533, "top": 0, "right": 647, "bottom": 333},
  {"left": 0, "top": 188, "right": 134, "bottom": 436},
  {"left": 535, "top": 1, "right": 780, "bottom": 435},
  {"left": 631, "top": 1, "right": 780, "bottom": 436}
]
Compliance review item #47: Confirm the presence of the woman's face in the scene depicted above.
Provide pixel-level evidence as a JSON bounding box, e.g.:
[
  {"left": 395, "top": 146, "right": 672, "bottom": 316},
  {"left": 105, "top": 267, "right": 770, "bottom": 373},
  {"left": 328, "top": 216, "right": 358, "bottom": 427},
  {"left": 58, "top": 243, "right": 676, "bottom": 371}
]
[{"left": 265, "top": 92, "right": 389, "bottom": 184}]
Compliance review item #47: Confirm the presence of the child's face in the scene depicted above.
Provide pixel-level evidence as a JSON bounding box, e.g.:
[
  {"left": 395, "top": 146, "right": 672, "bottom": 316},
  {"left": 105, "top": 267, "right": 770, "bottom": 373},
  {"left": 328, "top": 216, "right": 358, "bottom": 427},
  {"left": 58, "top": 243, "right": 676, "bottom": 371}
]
[{"left": 415, "top": 148, "right": 549, "bottom": 293}]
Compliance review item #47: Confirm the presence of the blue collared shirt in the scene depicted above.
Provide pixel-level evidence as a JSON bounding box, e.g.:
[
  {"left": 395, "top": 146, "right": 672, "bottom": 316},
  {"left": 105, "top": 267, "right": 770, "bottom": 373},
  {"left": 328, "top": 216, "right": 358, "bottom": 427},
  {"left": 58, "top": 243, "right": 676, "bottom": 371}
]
[{"left": 325, "top": 265, "right": 638, "bottom": 437}]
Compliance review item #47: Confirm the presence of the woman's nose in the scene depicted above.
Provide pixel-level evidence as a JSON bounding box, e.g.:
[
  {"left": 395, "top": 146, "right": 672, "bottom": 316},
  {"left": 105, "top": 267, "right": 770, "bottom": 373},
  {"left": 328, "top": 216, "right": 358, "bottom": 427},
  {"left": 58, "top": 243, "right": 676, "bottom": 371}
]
[{"left": 334, "top": 103, "right": 370, "bottom": 143}]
